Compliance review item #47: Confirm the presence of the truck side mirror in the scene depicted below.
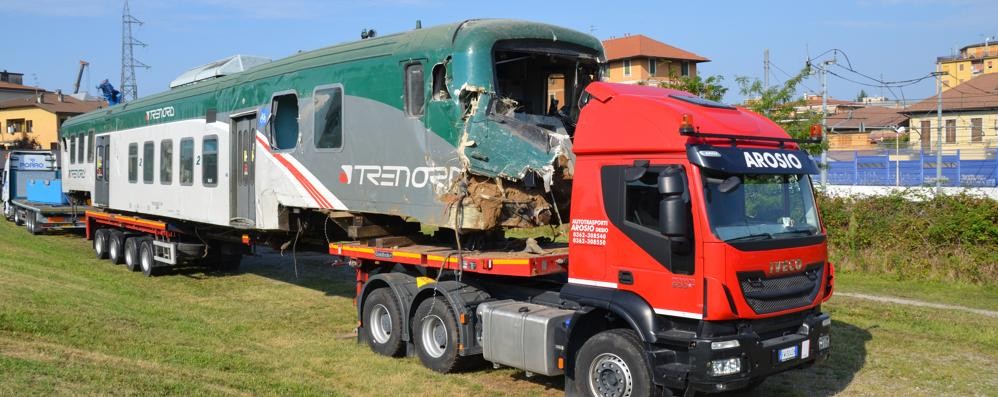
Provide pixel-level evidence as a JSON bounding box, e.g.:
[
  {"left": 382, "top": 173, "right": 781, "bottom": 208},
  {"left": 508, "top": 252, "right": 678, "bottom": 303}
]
[{"left": 658, "top": 167, "right": 691, "bottom": 242}]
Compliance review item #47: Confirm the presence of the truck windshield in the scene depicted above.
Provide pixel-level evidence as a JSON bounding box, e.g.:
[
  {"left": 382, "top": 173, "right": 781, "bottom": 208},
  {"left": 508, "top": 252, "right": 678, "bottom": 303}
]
[{"left": 702, "top": 172, "right": 820, "bottom": 242}]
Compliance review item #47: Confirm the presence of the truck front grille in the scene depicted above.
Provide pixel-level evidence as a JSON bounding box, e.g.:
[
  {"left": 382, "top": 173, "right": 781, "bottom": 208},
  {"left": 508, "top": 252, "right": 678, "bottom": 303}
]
[{"left": 737, "top": 262, "right": 823, "bottom": 315}]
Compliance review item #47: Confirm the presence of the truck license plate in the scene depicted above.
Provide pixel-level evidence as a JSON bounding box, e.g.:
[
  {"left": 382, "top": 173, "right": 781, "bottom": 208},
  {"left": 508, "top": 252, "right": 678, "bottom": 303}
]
[{"left": 778, "top": 346, "right": 798, "bottom": 362}]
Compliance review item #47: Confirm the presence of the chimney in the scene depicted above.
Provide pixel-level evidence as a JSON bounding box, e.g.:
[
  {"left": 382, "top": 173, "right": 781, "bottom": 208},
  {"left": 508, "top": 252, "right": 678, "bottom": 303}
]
[{"left": 56, "top": 89, "right": 64, "bottom": 102}]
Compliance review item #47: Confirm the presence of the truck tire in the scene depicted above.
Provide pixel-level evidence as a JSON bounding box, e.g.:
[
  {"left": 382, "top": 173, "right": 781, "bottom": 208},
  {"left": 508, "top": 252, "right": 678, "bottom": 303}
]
[
  {"left": 574, "top": 329, "right": 654, "bottom": 397},
  {"left": 94, "top": 229, "right": 110, "bottom": 259},
  {"left": 139, "top": 239, "right": 159, "bottom": 277},
  {"left": 25, "top": 212, "right": 41, "bottom": 235},
  {"left": 124, "top": 237, "right": 147, "bottom": 272},
  {"left": 362, "top": 288, "right": 405, "bottom": 357},
  {"left": 13, "top": 209, "right": 23, "bottom": 226},
  {"left": 413, "top": 296, "right": 471, "bottom": 373},
  {"left": 108, "top": 230, "right": 127, "bottom": 265},
  {"left": 216, "top": 254, "right": 242, "bottom": 273},
  {"left": 3, "top": 203, "right": 13, "bottom": 221}
]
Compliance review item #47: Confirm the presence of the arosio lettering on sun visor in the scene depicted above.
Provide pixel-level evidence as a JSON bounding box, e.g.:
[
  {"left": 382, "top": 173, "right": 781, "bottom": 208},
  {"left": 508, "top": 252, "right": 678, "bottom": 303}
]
[{"left": 686, "top": 145, "right": 819, "bottom": 175}]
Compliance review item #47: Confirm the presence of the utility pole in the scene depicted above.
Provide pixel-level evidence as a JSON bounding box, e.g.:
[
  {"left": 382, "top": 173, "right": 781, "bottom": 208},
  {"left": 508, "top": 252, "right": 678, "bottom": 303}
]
[
  {"left": 820, "top": 58, "right": 835, "bottom": 187},
  {"left": 933, "top": 71, "right": 946, "bottom": 194},
  {"left": 121, "top": 0, "right": 149, "bottom": 102},
  {"left": 763, "top": 49, "right": 770, "bottom": 89}
]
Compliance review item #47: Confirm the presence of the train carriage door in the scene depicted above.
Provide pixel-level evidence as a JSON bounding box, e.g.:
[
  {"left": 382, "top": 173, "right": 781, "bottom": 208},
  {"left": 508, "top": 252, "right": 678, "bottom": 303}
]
[
  {"left": 94, "top": 135, "right": 109, "bottom": 207},
  {"left": 230, "top": 115, "right": 256, "bottom": 226}
]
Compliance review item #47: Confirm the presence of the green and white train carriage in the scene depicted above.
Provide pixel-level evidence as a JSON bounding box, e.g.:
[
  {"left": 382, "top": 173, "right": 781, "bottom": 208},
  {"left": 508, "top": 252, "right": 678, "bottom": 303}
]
[{"left": 59, "top": 19, "right": 603, "bottom": 233}]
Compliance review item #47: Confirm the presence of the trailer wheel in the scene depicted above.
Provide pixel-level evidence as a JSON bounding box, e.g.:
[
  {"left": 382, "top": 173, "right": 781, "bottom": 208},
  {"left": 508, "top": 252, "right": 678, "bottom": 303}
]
[
  {"left": 413, "top": 296, "right": 470, "bottom": 373},
  {"left": 94, "top": 229, "right": 110, "bottom": 259},
  {"left": 575, "top": 329, "right": 653, "bottom": 397},
  {"left": 25, "top": 212, "right": 41, "bottom": 235},
  {"left": 13, "top": 209, "right": 23, "bottom": 225},
  {"left": 107, "top": 230, "right": 127, "bottom": 265},
  {"left": 124, "top": 237, "right": 142, "bottom": 271},
  {"left": 362, "top": 288, "right": 405, "bottom": 357},
  {"left": 139, "top": 239, "right": 159, "bottom": 277}
]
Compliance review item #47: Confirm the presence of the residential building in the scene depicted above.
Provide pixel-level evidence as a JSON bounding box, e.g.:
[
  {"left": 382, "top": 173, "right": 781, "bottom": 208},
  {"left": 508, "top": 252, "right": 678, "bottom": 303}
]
[
  {"left": 936, "top": 41, "right": 998, "bottom": 90},
  {"left": 904, "top": 73, "right": 998, "bottom": 159},
  {"left": 0, "top": 80, "right": 44, "bottom": 102},
  {"left": 826, "top": 106, "right": 908, "bottom": 151},
  {"left": 602, "top": 34, "right": 709, "bottom": 85},
  {"left": 796, "top": 94, "right": 864, "bottom": 115},
  {"left": 0, "top": 90, "right": 105, "bottom": 150}
]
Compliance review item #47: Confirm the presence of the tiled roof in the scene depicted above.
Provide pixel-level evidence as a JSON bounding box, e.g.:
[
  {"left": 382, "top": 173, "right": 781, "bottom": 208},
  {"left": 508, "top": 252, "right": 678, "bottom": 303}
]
[
  {"left": 0, "top": 81, "right": 44, "bottom": 92},
  {"left": 0, "top": 92, "right": 105, "bottom": 114},
  {"left": 828, "top": 106, "right": 908, "bottom": 131},
  {"left": 905, "top": 73, "right": 998, "bottom": 113},
  {"left": 602, "top": 35, "right": 709, "bottom": 62}
]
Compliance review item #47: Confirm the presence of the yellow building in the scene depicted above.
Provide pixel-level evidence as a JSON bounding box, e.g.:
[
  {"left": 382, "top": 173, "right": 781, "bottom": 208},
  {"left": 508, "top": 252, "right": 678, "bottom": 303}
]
[
  {"left": 904, "top": 73, "right": 998, "bottom": 159},
  {"left": 0, "top": 91, "right": 104, "bottom": 150},
  {"left": 937, "top": 41, "right": 998, "bottom": 90},
  {"left": 602, "top": 34, "right": 709, "bottom": 85}
]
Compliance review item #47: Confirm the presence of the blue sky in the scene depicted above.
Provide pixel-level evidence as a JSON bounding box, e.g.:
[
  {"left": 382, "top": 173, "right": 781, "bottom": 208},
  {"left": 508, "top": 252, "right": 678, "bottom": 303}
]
[{"left": 3, "top": 0, "right": 996, "bottom": 104}]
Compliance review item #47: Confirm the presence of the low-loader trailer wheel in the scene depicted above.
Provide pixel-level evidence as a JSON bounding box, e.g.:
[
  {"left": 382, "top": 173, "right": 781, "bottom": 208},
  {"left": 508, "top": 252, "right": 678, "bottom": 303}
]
[
  {"left": 139, "top": 239, "right": 159, "bottom": 277},
  {"left": 107, "top": 230, "right": 127, "bottom": 265},
  {"left": 362, "top": 288, "right": 405, "bottom": 357},
  {"left": 94, "top": 229, "right": 109, "bottom": 259}
]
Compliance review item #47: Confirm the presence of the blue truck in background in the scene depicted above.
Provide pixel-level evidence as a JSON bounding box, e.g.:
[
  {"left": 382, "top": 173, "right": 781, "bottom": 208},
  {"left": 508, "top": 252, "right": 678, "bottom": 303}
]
[{"left": 2, "top": 150, "right": 86, "bottom": 234}]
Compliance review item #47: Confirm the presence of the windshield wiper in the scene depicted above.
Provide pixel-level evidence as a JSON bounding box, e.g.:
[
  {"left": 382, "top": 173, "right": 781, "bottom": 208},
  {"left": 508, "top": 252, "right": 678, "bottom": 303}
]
[
  {"left": 772, "top": 229, "right": 817, "bottom": 237},
  {"left": 725, "top": 233, "right": 773, "bottom": 242}
]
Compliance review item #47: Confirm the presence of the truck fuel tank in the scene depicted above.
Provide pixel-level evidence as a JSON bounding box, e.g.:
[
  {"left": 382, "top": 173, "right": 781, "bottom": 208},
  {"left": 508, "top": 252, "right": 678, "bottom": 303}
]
[{"left": 477, "top": 300, "right": 574, "bottom": 376}]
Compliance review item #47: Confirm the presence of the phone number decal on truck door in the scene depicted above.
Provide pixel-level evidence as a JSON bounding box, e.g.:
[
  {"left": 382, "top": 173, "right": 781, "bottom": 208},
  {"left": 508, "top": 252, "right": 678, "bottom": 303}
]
[{"left": 571, "top": 218, "right": 608, "bottom": 246}]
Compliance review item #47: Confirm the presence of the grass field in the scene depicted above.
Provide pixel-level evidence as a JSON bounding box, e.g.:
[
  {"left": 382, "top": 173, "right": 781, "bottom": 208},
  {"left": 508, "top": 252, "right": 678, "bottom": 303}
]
[{"left": 1, "top": 219, "right": 996, "bottom": 396}]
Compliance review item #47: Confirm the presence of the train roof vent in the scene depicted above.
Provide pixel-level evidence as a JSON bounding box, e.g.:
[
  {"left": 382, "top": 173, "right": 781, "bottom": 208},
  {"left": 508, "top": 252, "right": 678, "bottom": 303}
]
[{"left": 169, "top": 55, "right": 272, "bottom": 89}]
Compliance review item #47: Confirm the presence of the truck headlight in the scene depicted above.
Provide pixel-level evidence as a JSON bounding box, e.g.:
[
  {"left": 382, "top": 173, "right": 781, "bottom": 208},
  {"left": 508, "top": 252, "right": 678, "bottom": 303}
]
[
  {"left": 708, "top": 358, "right": 741, "bottom": 377},
  {"left": 818, "top": 335, "right": 830, "bottom": 350},
  {"left": 711, "top": 340, "right": 740, "bottom": 350}
]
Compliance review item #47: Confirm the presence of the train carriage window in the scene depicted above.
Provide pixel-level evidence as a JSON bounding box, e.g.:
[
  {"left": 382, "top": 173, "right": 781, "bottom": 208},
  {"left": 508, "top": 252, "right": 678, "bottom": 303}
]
[
  {"left": 180, "top": 138, "right": 194, "bottom": 186},
  {"left": 77, "top": 135, "right": 85, "bottom": 165},
  {"left": 271, "top": 94, "right": 299, "bottom": 150},
  {"left": 70, "top": 137, "right": 77, "bottom": 164},
  {"left": 313, "top": 86, "right": 343, "bottom": 149},
  {"left": 143, "top": 141, "right": 154, "bottom": 183},
  {"left": 202, "top": 135, "right": 218, "bottom": 187},
  {"left": 128, "top": 143, "right": 138, "bottom": 183},
  {"left": 160, "top": 139, "right": 173, "bottom": 184},
  {"left": 87, "top": 130, "right": 95, "bottom": 163},
  {"left": 404, "top": 63, "right": 425, "bottom": 116}
]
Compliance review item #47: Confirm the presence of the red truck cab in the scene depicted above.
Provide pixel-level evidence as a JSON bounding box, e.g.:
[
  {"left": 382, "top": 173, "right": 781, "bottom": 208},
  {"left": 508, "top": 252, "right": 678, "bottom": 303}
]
[{"left": 564, "top": 82, "right": 833, "bottom": 393}]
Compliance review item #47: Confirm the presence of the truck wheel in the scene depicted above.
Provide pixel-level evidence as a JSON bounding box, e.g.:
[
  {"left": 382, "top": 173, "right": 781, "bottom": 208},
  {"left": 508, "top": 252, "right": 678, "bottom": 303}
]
[
  {"left": 575, "top": 329, "right": 654, "bottom": 397},
  {"left": 25, "top": 213, "right": 41, "bottom": 235},
  {"left": 140, "top": 239, "right": 159, "bottom": 277},
  {"left": 3, "top": 203, "right": 13, "bottom": 221},
  {"left": 108, "top": 230, "right": 127, "bottom": 265},
  {"left": 13, "top": 209, "right": 23, "bottom": 226},
  {"left": 362, "top": 288, "right": 405, "bottom": 357},
  {"left": 107, "top": 229, "right": 127, "bottom": 265},
  {"left": 124, "top": 237, "right": 142, "bottom": 271},
  {"left": 94, "top": 229, "right": 110, "bottom": 259},
  {"left": 413, "top": 296, "right": 470, "bottom": 373}
]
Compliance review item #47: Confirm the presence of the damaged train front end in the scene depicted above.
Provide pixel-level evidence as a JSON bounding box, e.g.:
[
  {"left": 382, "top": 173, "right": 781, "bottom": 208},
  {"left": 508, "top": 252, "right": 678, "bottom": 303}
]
[{"left": 441, "top": 22, "right": 604, "bottom": 231}]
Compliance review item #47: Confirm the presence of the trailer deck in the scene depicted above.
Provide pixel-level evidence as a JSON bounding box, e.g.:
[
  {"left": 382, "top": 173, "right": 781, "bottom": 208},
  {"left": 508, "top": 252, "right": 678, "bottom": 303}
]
[{"left": 329, "top": 241, "right": 568, "bottom": 277}]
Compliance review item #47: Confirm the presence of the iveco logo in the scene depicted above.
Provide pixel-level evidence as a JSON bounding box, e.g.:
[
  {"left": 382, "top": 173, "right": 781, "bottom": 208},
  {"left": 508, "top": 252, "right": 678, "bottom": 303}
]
[
  {"left": 145, "top": 106, "right": 175, "bottom": 122},
  {"left": 768, "top": 259, "right": 803, "bottom": 275}
]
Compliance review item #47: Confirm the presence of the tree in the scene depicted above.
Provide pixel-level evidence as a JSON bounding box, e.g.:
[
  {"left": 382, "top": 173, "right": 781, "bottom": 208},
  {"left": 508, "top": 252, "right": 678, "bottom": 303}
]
[
  {"left": 660, "top": 74, "right": 728, "bottom": 102},
  {"left": 855, "top": 89, "right": 868, "bottom": 102},
  {"left": 736, "top": 66, "right": 824, "bottom": 155}
]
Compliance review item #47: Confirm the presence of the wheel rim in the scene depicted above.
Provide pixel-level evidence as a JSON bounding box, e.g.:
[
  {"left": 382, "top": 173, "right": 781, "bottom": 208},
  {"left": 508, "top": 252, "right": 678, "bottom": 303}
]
[
  {"left": 420, "top": 314, "right": 447, "bottom": 358},
  {"left": 588, "top": 353, "right": 634, "bottom": 397},
  {"left": 125, "top": 242, "right": 136, "bottom": 267},
  {"left": 141, "top": 245, "right": 152, "bottom": 272},
  {"left": 369, "top": 304, "right": 393, "bottom": 344},
  {"left": 95, "top": 233, "right": 105, "bottom": 256},
  {"left": 110, "top": 239, "right": 120, "bottom": 261}
]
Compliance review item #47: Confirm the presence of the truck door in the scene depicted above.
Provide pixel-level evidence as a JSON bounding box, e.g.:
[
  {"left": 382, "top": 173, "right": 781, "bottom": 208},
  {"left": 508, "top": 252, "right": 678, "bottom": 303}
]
[
  {"left": 230, "top": 116, "right": 256, "bottom": 226},
  {"left": 94, "top": 135, "right": 109, "bottom": 207}
]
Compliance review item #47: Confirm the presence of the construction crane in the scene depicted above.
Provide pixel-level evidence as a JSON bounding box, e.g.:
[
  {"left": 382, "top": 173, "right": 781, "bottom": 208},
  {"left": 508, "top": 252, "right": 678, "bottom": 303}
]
[{"left": 73, "top": 60, "right": 89, "bottom": 94}]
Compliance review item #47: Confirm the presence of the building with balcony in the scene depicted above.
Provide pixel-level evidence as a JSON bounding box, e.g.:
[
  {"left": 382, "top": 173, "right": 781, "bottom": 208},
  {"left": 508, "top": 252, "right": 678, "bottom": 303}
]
[{"left": 936, "top": 41, "right": 998, "bottom": 90}]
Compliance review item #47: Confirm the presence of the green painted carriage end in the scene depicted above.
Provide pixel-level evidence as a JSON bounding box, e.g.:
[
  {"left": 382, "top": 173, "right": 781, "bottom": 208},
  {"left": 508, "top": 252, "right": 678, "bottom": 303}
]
[{"left": 60, "top": 19, "right": 604, "bottom": 156}]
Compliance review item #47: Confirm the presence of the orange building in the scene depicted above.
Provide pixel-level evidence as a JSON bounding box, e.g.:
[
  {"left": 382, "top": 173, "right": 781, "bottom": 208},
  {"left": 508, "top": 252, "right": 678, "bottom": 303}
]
[{"left": 602, "top": 34, "right": 709, "bottom": 85}]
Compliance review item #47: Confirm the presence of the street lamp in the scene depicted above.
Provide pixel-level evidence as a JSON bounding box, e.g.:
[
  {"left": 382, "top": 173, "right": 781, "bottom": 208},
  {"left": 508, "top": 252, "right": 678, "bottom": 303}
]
[{"left": 894, "top": 126, "right": 906, "bottom": 186}]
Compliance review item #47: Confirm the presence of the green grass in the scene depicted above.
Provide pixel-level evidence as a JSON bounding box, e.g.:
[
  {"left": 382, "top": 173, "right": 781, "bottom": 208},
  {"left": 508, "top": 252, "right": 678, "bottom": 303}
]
[{"left": 1, "top": 219, "right": 996, "bottom": 396}]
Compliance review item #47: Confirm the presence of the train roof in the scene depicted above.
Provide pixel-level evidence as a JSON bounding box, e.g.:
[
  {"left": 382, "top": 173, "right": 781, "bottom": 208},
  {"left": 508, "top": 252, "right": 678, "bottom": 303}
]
[{"left": 60, "top": 19, "right": 603, "bottom": 135}]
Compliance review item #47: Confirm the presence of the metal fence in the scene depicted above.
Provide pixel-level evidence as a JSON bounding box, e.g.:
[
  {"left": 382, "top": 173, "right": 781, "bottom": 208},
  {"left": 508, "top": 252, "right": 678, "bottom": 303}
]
[{"left": 823, "top": 148, "right": 998, "bottom": 187}]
